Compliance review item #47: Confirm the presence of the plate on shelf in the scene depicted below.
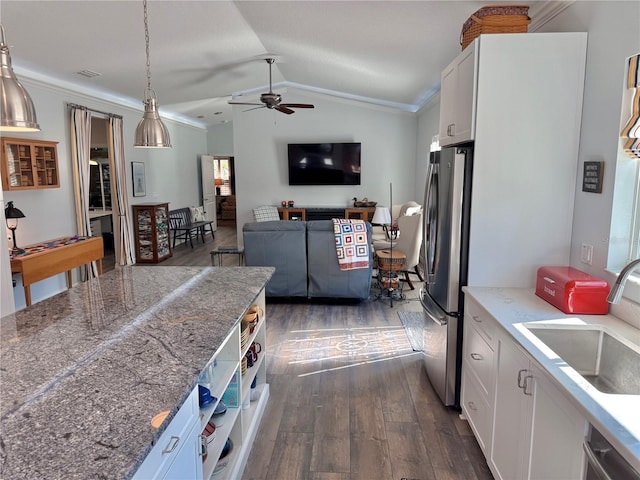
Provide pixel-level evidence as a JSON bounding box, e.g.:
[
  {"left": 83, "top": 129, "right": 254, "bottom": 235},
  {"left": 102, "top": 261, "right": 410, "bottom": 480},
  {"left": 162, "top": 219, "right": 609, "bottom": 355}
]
[
  {"left": 213, "top": 438, "right": 233, "bottom": 475},
  {"left": 213, "top": 400, "right": 227, "bottom": 415}
]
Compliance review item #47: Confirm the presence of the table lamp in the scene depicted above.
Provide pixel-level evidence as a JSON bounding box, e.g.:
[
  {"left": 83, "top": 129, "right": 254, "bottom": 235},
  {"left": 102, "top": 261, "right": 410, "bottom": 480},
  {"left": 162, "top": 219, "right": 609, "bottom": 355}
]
[
  {"left": 372, "top": 205, "right": 397, "bottom": 240},
  {"left": 5, "top": 201, "right": 25, "bottom": 253},
  {"left": 215, "top": 178, "right": 223, "bottom": 195}
]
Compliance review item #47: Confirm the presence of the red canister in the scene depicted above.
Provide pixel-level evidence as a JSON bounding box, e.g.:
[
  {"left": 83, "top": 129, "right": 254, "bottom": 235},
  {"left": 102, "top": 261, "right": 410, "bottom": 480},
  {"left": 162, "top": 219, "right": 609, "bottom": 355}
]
[{"left": 535, "top": 266, "right": 610, "bottom": 314}]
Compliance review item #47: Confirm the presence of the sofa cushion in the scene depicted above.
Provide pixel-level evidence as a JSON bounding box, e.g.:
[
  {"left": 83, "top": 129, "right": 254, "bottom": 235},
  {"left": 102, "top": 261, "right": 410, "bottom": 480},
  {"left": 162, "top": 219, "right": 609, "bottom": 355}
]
[
  {"left": 306, "top": 220, "right": 372, "bottom": 299},
  {"left": 243, "top": 221, "right": 308, "bottom": 297}
]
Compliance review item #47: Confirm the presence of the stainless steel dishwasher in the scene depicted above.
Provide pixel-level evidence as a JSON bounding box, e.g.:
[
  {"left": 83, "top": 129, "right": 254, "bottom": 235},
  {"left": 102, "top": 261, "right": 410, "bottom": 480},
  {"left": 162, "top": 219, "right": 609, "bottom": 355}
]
[{"left": 584, "top": 425, "right": 640, "bottom": 480}]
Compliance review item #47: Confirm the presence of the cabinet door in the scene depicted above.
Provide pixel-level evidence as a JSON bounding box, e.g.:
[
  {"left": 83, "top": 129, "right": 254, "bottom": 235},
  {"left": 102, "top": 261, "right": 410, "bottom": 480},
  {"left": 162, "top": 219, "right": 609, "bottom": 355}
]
[
  {"left": 527, "top": 365, "right": 586, "bottom": 480},
  {"left": 439, "top": 41, "right": 477, "bottom": 147},
  {"left": 162, "top": 421, "right": 203, "bottom": 480},
  {"left": 490, "top": 336, "right": 532, "bottom": 480}
]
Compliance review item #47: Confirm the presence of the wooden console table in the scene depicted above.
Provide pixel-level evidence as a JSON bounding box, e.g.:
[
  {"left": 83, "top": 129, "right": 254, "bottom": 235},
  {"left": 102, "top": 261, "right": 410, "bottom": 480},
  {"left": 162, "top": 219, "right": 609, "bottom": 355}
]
[
  {"left": 10, "top": 236, "right": 104, "bottom": 306},
  {"left": 277, "top": 206, "right": 376, "bottom": 221}
]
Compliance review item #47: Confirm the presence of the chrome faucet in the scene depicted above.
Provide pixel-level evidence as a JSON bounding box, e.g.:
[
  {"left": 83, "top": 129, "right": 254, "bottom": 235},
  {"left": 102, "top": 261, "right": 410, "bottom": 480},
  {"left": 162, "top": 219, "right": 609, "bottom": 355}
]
[{"left": 607, "top": 258, "right": 640, "bottom": 304}]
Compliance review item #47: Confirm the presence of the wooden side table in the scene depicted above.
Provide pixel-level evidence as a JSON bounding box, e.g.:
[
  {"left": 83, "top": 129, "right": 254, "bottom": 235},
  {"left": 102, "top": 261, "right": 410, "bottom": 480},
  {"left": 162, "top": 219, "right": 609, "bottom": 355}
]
[
  {"left": 277, "top": 207, "right": 306, "bottom": 221},
  {"left": 10, "top": 236, "right": 104, "bottom": 306}
]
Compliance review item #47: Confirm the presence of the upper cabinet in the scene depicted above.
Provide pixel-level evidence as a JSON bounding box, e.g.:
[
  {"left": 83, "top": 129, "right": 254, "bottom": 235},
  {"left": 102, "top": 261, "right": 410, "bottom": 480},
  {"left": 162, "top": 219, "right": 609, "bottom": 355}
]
[
  {"left": 1, "top": 137, "right": 60, "bottom": 190},
  {"left": 439, "top": 40, "right": 478, "bottom": 147}
]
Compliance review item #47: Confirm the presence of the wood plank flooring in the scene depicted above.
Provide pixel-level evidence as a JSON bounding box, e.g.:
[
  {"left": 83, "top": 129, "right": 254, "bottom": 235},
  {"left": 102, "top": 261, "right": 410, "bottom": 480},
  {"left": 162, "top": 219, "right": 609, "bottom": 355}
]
[{"left": 143, "top": 226, "right": 493, "bottom": 480}]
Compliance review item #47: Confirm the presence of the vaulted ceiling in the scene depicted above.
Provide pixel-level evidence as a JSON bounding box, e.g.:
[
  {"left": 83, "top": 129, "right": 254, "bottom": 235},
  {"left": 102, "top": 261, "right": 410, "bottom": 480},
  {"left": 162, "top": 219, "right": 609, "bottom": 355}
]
[{"left": 1, "top": 1, "right": 567, "bottom": 127}]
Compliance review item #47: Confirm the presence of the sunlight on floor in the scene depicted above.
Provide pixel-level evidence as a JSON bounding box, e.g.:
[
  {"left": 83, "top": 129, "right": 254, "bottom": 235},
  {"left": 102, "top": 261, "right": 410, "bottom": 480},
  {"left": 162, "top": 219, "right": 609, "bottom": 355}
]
[{"left": 273, "top": 325, "right": 417, "bottom": 377}]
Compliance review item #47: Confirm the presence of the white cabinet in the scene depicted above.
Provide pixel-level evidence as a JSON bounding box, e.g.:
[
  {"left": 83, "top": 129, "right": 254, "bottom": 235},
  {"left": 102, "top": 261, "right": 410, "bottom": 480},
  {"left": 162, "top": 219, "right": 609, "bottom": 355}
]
[
  {"left": 134, "top": 289, "right": 269, "bottom": 480},
  {"left": 133, "top": 388, "right": 201, "bottom": 480},
  {"left": 490, "top": 335, "right": 535, "bottom": 480},
  {"left": 461, "top": 296, "right": 496, "bottom": 455},
  {"left": 490, "top": 329, "right": 587, "bottom": 480},
  {"left": 439, "top": 40, "right": 478, "bottom": 147}
]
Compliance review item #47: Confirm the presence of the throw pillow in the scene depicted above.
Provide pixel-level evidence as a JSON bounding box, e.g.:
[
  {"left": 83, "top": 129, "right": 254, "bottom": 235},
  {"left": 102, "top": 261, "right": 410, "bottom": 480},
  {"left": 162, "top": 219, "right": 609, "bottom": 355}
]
[
  {"left": 191, "top": 206, "right": 206, "bottom": 222},
  {"left": 253, "top": 205, "right": 280, "bottom": 222},
  {"left": 404, "top": 206, "right": 422, "bottom": 216}
]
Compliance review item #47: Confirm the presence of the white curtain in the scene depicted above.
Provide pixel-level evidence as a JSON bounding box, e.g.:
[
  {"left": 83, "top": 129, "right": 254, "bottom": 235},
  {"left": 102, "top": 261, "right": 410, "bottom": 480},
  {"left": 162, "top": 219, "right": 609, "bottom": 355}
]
[
  {"left": 109, "top": 117, "right": 135, "bottom": 266},
  {"left": 70, "top": 107, "right": 99, "bottom": 279}
]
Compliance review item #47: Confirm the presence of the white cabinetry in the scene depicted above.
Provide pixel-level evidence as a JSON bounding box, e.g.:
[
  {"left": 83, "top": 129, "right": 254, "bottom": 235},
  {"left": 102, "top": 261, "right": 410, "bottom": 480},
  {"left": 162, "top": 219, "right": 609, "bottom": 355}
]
[
  {"left": 490, "top": 329, "right": 587, "bottom": 480},
  {"left": 461, "top": 297, "right": 496, "bottom": 455},
  {"left": 134, "top": 289, "right": 269, "bottom": 480},
  {"left": 439, "top": 40, "right": 478, "bottom": 147}
]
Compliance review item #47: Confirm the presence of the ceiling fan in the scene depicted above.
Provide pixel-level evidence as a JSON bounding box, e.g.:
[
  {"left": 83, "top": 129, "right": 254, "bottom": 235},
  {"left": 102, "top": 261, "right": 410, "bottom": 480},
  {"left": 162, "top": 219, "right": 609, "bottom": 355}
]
[{"left": 228, "top": 58, "right": 314, "bottom": 115}]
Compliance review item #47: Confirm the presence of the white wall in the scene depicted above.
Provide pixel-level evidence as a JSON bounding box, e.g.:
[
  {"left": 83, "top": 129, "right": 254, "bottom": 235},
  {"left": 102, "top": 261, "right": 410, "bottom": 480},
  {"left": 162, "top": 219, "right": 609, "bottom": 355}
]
[
  {"left": 416, "top": 96, "right": 441, "bottom": 203},
  {"left": 3, "top": 79, "right": 207, "bottom": 309},
  {"left": 232, "top": 90, "right": 418, "bottom": 243},
  {"left": 207, "top": 122, "right": 234, "bottom": 155}
]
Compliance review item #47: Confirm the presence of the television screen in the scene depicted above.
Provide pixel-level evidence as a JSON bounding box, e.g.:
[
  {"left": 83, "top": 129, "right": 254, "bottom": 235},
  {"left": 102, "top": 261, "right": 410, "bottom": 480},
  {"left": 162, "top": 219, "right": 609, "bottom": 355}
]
[{"left": 288, "top": 143, "right": 361, "bottom": 185}]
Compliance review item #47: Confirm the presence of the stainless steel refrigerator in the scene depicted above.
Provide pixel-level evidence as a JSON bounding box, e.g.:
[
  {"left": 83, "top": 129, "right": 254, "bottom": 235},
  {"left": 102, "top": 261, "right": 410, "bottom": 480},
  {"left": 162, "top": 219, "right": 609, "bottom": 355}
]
[{"left": 420, "top": 144, "right": 473, "bottom": 408}]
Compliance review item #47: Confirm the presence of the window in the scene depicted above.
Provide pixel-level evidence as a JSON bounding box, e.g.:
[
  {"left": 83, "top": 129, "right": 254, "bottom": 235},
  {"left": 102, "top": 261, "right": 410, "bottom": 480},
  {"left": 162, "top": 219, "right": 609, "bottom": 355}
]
[
  {"left": 607, "top": 53, "right": 640, "bottom": 302},
  {"left": 213, "top": 156, "right": 234, "bottom": 196}
]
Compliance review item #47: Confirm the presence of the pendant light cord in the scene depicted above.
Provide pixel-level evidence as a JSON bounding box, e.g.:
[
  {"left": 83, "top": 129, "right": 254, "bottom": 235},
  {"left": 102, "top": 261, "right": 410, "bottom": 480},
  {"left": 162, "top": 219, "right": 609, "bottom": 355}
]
[{"left": 143, "top": 0, "right": 153, "bottom": 97}]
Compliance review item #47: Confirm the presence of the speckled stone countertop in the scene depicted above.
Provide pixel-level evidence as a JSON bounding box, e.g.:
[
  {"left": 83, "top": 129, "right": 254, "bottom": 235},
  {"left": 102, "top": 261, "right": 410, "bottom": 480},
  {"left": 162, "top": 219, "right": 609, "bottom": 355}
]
[
  {"left": 463, "top": 287, "right": 640, "bottom": 472},
  {"left": 0, "top": 265, "right": 274, "bottom": 480}
]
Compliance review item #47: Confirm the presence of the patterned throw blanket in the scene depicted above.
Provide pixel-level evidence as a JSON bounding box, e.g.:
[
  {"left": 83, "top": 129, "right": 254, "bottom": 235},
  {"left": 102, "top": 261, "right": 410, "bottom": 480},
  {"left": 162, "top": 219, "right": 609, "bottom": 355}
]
[{"left": 332, "top": 218, "right": 370, "bottom": 270}]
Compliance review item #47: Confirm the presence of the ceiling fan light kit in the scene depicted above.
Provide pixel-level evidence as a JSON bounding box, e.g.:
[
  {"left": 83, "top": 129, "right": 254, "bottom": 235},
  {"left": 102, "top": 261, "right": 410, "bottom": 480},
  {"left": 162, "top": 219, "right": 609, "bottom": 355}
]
[
  {"left": 229, "top": 58, "right": 314, "bottom": 115},
  {"left": 134, "top": 0, "right": 171, "bottom": 148}
]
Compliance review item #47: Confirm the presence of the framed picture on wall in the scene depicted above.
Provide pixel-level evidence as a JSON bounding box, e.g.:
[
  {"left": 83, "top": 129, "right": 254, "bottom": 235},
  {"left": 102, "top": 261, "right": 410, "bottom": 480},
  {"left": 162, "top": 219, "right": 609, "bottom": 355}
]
[{"left": 132, "top": 162, "right": 146, "bottom": 197}]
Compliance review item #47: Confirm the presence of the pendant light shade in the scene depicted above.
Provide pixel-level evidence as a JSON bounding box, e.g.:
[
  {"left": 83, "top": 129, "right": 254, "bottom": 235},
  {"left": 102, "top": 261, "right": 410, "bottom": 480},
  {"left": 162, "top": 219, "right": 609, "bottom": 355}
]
[
  {"left": 134, "top": 94, "right": 171, "bottom": 148},
  {"left": 0, "top": 25, "right": 40, "bottom": 132},
  {"left": 134, "top": 0, "right": 171, "bottom": 148}
]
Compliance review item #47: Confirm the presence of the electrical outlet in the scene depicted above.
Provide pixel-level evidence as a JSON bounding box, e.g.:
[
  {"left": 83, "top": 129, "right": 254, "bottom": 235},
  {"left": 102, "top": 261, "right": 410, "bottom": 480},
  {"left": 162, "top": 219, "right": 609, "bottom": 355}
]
[{"left": 581, "top": 243, "right": 593, "bottom": 265}]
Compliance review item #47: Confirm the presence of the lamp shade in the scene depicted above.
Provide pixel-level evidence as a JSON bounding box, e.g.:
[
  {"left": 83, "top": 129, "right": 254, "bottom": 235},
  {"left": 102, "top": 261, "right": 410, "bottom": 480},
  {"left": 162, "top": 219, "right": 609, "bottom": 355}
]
[
  {"left": 0, "top": 25, "right": 40, "bottom": 132},
  {"left": 134, "top": 96, "right": 171, "bottom": 148},
  {"left": 5, "top": 201, "right": 25, "bottom": 219},
  {"left": 215, "top": 178, "right": 224, "bottom": 186},
  {"left": 371, "top": 206, "right": 391, "bottom": 225}
]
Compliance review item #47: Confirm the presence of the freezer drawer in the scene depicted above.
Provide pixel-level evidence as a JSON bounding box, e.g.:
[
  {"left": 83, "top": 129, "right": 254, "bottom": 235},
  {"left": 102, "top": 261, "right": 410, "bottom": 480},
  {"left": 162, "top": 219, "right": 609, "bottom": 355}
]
[{"left": 421, "top": 288, "right": 458, "bottom": 406}]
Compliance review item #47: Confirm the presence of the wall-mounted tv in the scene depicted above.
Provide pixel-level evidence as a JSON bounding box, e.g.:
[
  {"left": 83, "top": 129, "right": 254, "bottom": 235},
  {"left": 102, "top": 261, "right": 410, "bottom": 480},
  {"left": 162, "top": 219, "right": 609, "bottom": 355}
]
[{"left": 288, "top": 142, "right": 361, "bottom": 185}]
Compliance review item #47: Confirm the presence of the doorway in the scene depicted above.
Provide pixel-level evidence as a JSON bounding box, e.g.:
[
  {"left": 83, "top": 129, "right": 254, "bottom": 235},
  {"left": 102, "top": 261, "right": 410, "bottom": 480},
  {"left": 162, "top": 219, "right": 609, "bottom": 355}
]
[
  {"left": 89, "top": 117, "right": 116, "bottom": 271},
  {"left": 213, "top": 156, "right": 236, "bottom": 227}
]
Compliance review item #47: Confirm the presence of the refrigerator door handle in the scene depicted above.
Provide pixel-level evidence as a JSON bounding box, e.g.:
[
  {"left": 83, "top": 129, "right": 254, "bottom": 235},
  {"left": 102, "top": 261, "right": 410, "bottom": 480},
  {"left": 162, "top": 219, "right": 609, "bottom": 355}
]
[
  {"left": 424, "top": 161, "right": 439, "bottom": 284},
  {"left": 420, "top": 288, "right": 448, "bottom": 326}
]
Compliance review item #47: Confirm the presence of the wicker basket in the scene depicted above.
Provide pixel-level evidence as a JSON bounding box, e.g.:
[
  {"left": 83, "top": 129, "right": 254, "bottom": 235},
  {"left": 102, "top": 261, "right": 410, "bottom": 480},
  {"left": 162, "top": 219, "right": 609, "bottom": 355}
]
[
  {"left": 460, "top": 5, "right": 530, "bottom": 50},
  {"left": 377, "top": 249, "right": 405, "bottom": 272}
]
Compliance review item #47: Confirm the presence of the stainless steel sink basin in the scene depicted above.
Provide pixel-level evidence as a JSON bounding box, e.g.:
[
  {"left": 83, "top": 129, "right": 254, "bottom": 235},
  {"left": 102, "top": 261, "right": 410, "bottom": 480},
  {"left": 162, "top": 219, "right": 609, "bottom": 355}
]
[{"left": 524, "top": 324, "right": 640, "bottom": 395}]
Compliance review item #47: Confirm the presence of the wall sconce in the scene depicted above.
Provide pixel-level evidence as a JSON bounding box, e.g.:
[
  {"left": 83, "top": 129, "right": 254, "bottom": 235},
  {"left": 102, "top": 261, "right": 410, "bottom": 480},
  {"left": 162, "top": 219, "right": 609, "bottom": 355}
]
[{"left": 4, "top": 201, "right": 25, "bottom": 253}]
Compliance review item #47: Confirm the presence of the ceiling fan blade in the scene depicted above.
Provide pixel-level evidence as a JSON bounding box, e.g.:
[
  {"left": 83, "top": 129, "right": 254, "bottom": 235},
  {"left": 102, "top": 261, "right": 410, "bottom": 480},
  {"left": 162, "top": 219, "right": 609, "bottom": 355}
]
[
  {"left": 243, "top": 105, "right": 266, "bottom": 112},
  {"left": 275, "top": 105, "right": 295, "bottom": 115},
  {"left": 228, "top": 101, "right": 263, "bottom": 106},
  {"left": 280, "top": 103, "right": 315, "bottom": 109}
]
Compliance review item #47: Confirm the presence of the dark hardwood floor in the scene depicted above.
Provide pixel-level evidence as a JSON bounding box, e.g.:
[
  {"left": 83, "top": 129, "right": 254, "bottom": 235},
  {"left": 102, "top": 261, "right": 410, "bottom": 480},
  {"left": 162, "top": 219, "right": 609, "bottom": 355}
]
[{"left": 127, "top": 226, "right": 493, "bottom": 479}]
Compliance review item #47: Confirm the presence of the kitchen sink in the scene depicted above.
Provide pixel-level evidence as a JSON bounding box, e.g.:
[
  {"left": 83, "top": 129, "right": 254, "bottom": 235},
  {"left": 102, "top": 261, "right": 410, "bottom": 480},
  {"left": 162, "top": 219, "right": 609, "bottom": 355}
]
[{"left": 524, "top": 324, "right": 640, "bottom": 395}]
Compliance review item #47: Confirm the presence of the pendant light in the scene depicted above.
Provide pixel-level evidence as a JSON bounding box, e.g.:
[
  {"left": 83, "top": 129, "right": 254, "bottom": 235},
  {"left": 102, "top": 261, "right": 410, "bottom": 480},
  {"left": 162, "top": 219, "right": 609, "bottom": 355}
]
[
  {"left": 134, "top": 0, "right": 171, "bottom": 148},
  {"left": 0, "top": 25, "right": 40, "bottom": 132}
]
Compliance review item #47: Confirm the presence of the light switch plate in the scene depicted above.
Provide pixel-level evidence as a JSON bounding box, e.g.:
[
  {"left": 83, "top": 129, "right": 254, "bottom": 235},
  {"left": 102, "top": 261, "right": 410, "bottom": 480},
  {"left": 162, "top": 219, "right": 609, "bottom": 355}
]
[{"left": 580, "top": 243, "right": 593, "bottom": 265}]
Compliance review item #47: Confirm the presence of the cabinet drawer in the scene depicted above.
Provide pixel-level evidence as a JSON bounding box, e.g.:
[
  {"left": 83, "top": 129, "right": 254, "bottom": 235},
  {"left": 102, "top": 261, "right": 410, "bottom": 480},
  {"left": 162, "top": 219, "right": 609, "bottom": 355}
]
[
  {"left": 133, "top": 387, "right": 199, "bottom": 479},
  {"left": 461, "top": 369, "right": 491, "bottom": 454},
  {"left": 465, "top": 323, "right": 495, "bottom": 397},
  {"left": 465, "top": 297, "right": 496, "bottom": 344}
]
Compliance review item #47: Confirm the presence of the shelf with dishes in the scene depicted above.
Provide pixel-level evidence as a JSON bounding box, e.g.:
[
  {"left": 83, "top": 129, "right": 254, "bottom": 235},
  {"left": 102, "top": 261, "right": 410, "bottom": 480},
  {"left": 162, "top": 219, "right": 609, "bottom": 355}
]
[{"left": 197, "top": 295, "right": 269, "bottom": 480}]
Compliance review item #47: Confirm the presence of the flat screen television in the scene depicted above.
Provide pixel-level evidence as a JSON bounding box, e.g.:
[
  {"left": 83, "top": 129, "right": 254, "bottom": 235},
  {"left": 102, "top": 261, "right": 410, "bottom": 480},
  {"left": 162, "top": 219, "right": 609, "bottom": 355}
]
[{"left": 288, "top": 142, "right": 361, "bottom": 185}]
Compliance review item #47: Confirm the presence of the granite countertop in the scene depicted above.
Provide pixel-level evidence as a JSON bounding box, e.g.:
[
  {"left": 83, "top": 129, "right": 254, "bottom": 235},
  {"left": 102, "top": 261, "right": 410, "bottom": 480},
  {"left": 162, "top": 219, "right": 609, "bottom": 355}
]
[
  {"left": 463, "top": 287, "right": 640, "bottom": 472},
  {"left": 0, "top": 265, "right": 274, "bottom": 479}
]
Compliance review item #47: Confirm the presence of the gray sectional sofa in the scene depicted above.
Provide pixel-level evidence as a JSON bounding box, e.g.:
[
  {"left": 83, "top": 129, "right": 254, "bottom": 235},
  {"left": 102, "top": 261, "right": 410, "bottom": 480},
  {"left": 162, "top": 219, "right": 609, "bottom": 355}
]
[{"left": 243, "top": 220, "right": 372, "bottom": 299}]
